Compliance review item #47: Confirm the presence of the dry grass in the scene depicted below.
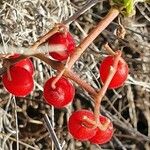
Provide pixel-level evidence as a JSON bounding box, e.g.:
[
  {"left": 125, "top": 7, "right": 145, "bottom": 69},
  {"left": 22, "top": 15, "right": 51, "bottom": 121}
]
[{"left": 0, "top": 0, "right": 150, "bottom": 149}]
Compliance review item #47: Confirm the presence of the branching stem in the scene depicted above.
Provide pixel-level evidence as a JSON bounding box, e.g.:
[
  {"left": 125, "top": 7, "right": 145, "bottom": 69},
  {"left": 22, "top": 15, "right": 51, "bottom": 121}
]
[
  {"left": 1, "top": 8, "right": 122, "bottom": 130},
  {"left": 94, "top": 51, "right": 122, "bottom": 126},
  {"left": 53, "top": 7, "right": 119, "bottom": 85}
]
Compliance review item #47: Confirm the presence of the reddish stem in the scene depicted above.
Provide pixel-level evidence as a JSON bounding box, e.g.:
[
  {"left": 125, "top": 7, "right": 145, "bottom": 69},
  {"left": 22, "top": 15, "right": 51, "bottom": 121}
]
[
  {"left": 30, "top": 23, "right": 67, "bottom": 52},
  {"left": 34, "top": 54, "right": 97, "bottom": 96},
  {"left": 53, "top": 7, "right": 119, "bottom": 86},
  {"left": 94, "top": 51, "right": 122, "bottom": 124},
  {"left": 83, "top": 51, "right": 122, "bottom": 131},
  {"left": 51, "top": 57, "right": 70, "bottom": 89},
  {"left": 83, "top": 115, "right": 110, "bottom": 131},
  {"left": 67, "top": 8, "right": 119, "bottom": 69}
]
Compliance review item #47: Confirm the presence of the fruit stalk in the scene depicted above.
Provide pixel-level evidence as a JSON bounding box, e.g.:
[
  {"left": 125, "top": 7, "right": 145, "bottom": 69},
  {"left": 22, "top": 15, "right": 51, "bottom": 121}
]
[
  {"left": 30, "top": 24, "right": 66, "bottom": 52},
  {"left": 34, "top": 54, "right": 97, "bottom": 95},
  {"left": 94, "top": 51, "right": 122, "bottom": 124},
  {"left": 103, "top": 43, "right": 116, "bottom": 55}
]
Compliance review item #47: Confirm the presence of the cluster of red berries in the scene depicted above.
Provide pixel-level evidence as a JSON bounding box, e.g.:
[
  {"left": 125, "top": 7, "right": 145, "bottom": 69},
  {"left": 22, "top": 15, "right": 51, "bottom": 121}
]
[
  {"left": 2, "top": 32, "right": 75, "bottom": 98},
  {"left": 68, "top": 109, "right": 113, "bottom": 144},
  {"left": 1, "top": 31, "right": 129, "bottom": 145},
  {"left": 43, "top": 32, "right": 76, "bottom": 108}
]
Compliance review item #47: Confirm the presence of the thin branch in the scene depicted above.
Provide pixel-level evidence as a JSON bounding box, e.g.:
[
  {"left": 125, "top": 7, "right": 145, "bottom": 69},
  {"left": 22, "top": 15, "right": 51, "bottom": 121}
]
[
  {"left": 90, "top": 12, "right": 150, "bottom": 39},
  {"left": 43, "top": 114, "right": 62, "bottom": 150},
  {"left": 34, "top": 54, "right": 97, "bottom": 96},
  {"left": 0, "top": 133, "right": 40, "bottom": 150},
  {"left": 0, "top": 53, "right": 97, "bottom": 95},
  {"left": 94, "top": 51, "right": 121, "bottom": 124},
  {"left": 63, "top": 0, "right": 100, "bottom": 24},
  {"left": 103, "top": 42, "right": 116, "bottom": 55},
  {"left": 12, "top": 97, "right": 19, "bottom": 150},
  {"left": 30, "top": 24, "right": 66, "bottom": 52}
]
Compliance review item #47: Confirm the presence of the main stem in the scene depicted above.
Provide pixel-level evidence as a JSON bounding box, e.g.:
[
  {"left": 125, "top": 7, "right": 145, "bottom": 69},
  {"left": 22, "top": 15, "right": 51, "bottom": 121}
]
[
  {"left": 67, "top": 7, "right": 119, "bottom": 69},
  {"left": 94, "top": 51, "right": 122, "bottom": 123},
  {"left": 52, "top": 7, "right": 119, "bottom": 87}
]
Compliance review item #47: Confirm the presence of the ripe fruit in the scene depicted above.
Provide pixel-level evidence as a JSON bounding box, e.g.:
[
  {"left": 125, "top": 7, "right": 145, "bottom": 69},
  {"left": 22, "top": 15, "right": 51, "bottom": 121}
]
[
  {"left": 43, "top": 76, "right": 75, "bottom": 108},
  {"left": 2, "top": 66, "right": 34, "bottom": 97},
  {"left": 10, "top": 54, "right": 34, "bottom": 75},
  {"left": 68, "top": 109, "right": 98, "bottom": 141},
  {"left": 99, "top": 55, "right": 129, "bottom": 89},
  {"left": 48, "top": 32, "right": 75, "bottom": 61},
  {"left": 89, "top": 115, "right": 113, "bottom": 144}
]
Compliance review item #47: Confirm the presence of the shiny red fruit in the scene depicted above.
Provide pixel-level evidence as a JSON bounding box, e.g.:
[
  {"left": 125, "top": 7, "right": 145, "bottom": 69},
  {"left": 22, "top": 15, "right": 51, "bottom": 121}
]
[
  {"left": 99, "top": 56, "right": 129, "bottom": 89},
  {"left": 89, "top": 115, "right": 113, "bottom": 144},
  {"left": 10, "top": 54, "right": 34, "bottom": 75},
  {"left": 68, "top": 110, "right": 98, "bottom": 141},
  {"left": 2, "top": 66, "right": 34, "bottom": 97},
  {"left": 43, "top": 76, "right": 75, "bottom": 108},
  {"left": 48, "top": 32, "right": 75, "bottom": 61}
]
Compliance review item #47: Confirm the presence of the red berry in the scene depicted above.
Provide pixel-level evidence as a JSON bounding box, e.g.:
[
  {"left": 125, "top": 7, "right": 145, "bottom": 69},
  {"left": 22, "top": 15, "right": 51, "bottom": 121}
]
[
  {"left": 89, "top": 116, "right": 113, "bottom": 144},
  {"left": 43, "top": 76, "right": 75, "bottom": 108},
  {"left": 99, "top": 55, "right": 129, "bottom": 89},
  {"left": 68, "top": 110, "right": 98, "bottom": 141},
  {"left": 48, "top": 32, "right": 75, "bottom": 61},
  {"left": 10, "top": 54, "right": 34, "bottom": 75},
  {"left": 2, "top": 66, "right": 34, "bottom": 97}
]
